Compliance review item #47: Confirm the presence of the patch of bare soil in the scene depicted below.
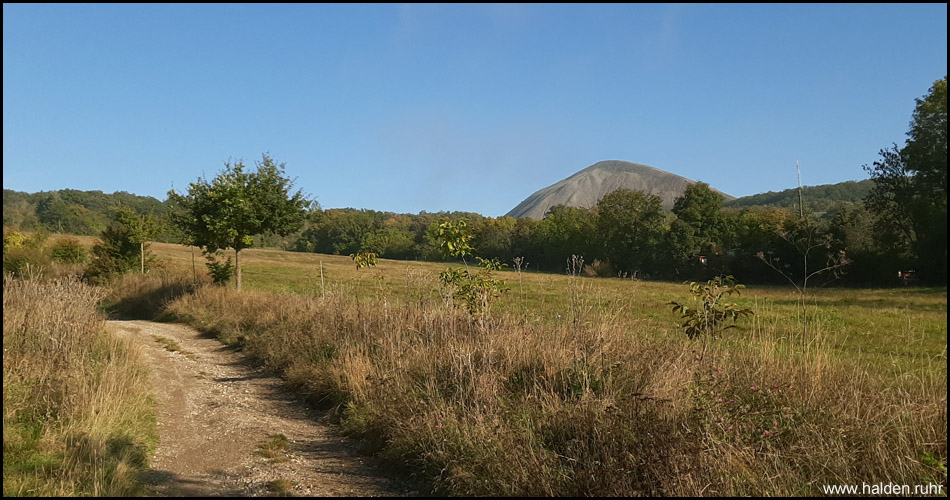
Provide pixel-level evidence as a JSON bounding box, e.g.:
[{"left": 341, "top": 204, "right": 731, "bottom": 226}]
[{"left": 109, "top": 320, "right": 415, "bottom": 497}]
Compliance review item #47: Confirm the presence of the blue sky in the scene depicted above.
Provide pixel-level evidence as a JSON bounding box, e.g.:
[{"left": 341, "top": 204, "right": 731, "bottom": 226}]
[{"left": 3, "top": 4, "right": 947, "bottom": 216}]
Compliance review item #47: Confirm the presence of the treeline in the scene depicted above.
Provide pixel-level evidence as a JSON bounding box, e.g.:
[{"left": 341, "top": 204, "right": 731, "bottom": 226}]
[
  {"left": 288, "top": 184, "right": 904, "bottom": 286},
  {"left": 266, "top": 76, "right": 950, "bottom": 288},
  {"left": 0, "top": 185, "right": 916, "bottom": 287},
  {"left": 2, "top": 189, "right": 178, "bottom": 241},
  {"left": 724, "top": 179, "right": 874, "bottom": 214}
]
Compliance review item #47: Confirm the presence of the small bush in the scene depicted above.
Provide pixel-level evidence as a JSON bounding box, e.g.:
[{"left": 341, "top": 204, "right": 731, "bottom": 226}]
[
  {"left": 350, "top": 251, "right": 379, "bottom": 270},
  {"left": 205, "top": 253, "right": 234, "bottom": 285},
  {"left": 3, "top": 247, "right": 53, "bottom": 278},
  {"left": 587, "top": 259, "right": 614, "bottom": 278},
  {"left": 85, "top": 225, "right": 141, "bottom": 283},
  {"left": 24, "top": 228, "right": 51, "bottom": 250},
  {"left": 669, "top": 275, "right": 754, "bottom": 340},
  {"left": 51, "top": 237, "right": 88, "bottom": 264},
  {"left": 3, "top": 228, "right": 28, "bottom": 251}
]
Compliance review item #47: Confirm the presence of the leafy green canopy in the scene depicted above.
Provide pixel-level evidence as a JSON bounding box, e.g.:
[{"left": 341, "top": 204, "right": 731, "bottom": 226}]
[
  {"left": 863, "top": 76, "right": 947, "bottom": 284},
  {"left": 168, "top": 154, "right": 310, "bottom": 290},
  {"left": 168, "top": 154, "right": 310, "bottom": 254},
  {"left": 595, "top": 189, "right": 666, "bottom": 275}
]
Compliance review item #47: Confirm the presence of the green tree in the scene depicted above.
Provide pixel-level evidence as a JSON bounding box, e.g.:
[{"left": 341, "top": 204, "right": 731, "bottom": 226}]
[
  {"left": 471, "top": 216, "right": 517, "bottom": 261},
  {"left": 672, "top": 182, "right": 726, "bottom": 255},
  {"left": 595, "top": 189, "right": 666, "bottom": 276},
  {"left": 864, "top": 76, "right": 947, "bottom": 284},
  {"left": 664, "top": 182, "right": 728, "bottom": 279},
  {"left": 113, "top": 207, "right": 162, "bottom": 274},
  {"left": 828, "top": 203, "right": 894, "bottom": 285},
  {"left": 35, "top": 193, "right": 103, "bottom": 235},
  {"left": 663, "top": 218, "right": 699, "bottom": 278},
  {"left": 168, "top": 154, "right": 310, "bottom": 290},
  {"left": 298, "top": 209, "right": 379, "bottom": 255},
  {"left": 359, "top": 227, "right": 415, "bottom": 259},
  {"left": 904, "top": 77, "right": 947, "bottom": 193},
  {"left": 537, "top": 205, "right": 597, "bottom": 271},
  {"left": 86, "top": 225, "right": 142, "bottom": 282},
  {"left": 436, "top": 219, "right": 508, "bottom": 319}
]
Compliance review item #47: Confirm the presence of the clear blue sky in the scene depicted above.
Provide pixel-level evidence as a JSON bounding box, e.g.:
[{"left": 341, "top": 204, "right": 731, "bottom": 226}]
[{"left": 3, "top": 4, "right": 947, "bottom": 216}]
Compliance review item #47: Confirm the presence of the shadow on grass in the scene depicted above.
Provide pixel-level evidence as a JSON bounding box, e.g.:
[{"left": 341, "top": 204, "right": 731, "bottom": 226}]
[{"left": 102, "top": 278, "right": 200, "bottom": 321}]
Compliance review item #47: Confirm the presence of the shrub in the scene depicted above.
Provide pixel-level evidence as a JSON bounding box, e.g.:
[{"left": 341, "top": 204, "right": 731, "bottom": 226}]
[
  {"left": 435, "top": 221, "right": 508, "bottom": 319},
  {"left": 2, "top": 230, "right": 53, "bottom": 277},
  {"left": 205, "top": 252, "right": 234, "bottom": 285},
  {"left": 85, "top": 225, "right": 142, "bottom": 282},
  {"left": 669, "top": 275, "right": 754, "bottom": 341},
  {"left": 3, "top": 248, "right": 52, "bottom": 278},
  {"left": 350, "top": 251, "right": 378, "bottom": 270},
  {"left": 3, "top": 228, "right": 27, "bottom": 251},
  {"left": 24, "top": 228, "right": 51, "bottom": 250},
  {"left": 50, "top": 237, "right": 88, "bottom": 264}
]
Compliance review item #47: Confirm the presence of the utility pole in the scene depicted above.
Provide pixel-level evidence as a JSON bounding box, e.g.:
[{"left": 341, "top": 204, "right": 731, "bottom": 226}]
[{"left": 796, "top": 161, "right": 805, "bottom": 220}]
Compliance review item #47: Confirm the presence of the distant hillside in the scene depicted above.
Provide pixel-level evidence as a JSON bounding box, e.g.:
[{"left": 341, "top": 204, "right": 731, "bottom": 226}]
[
  {"left": 506, "top": 160, "right": 734, "bottom": 220},
  {"left": 3, "top": 188, "right": 170, "bottom": 237},
  {"left": 725, "top": 179, "right": 875, "bottom": 214}
]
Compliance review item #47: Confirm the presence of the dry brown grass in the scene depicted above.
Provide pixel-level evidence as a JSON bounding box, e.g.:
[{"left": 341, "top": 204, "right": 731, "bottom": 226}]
[
  {"left": 2, "top": 277, "right": 156, "bottom": 497},
  {"left": 118, "top": 275, "right": 947, "bottom": 496}
]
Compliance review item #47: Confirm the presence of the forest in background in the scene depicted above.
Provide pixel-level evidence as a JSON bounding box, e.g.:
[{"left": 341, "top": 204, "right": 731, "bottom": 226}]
[{"left": 0, "top": 178, "right": 905, "bottom": 286}]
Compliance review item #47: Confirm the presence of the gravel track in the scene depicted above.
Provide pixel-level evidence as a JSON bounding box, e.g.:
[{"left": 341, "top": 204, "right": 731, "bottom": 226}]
[{"left": 109, "top": 320, "right": 412, "bottom": 497}]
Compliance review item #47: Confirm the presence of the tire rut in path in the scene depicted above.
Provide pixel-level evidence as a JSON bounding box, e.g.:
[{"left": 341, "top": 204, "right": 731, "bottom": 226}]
[{"left": 109, "top": 320, "right": 413, "bottom": 497}]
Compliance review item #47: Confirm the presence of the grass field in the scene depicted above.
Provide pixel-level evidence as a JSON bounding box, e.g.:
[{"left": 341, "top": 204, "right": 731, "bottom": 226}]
[
  {"left": 138, "top": 241, "right": 947, "bottom": 377},
  {"left": 94, "top": 239, "right": 948, "bottom": 496}
]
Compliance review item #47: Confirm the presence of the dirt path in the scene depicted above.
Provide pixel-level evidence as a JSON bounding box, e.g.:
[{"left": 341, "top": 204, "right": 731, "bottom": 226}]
[{"left": 108, "top": 320, "right": 414, "bottom": 497}]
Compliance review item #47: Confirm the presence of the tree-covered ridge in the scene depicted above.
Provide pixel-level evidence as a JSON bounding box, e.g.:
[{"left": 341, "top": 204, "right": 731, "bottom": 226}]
[
  {"left": 4, "top": 178, "right": 873, "bottom": 241},
  {"left": 0, "top": 180, "right": 912, "bottom": 286},
  {"left": 724, "top": 179, "right": 875, "bottom": 213},
  {"left": 3, "top": 188, "right": 171, "bottom": 238}
]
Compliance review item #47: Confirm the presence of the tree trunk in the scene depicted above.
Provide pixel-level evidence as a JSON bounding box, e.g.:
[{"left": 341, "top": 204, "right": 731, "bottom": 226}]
[
  {"left": 141, "top": 242, "right": 145, "bottom": 274},
  {"left": 235, "top": 248, "right": 242, "bottom": 290}
]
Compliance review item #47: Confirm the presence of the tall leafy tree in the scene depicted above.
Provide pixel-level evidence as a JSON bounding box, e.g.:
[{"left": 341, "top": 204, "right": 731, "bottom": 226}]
[
  {"left": 671, "top": 182, "right": 725, "bottom": 254},
  {"left": 662, "top": 218, "right": 694, "bottom": 277},
  {"left": 595, "top": 189, "right": 666, "bottom": 276},
  {"left": 904, "top": 77, "right": 947, "bottom": 193},
  {"left": 168, "top": 154, "right": 310, "bottom": 290},
  {"left": 298, "top": 208, "right": 380, "bottom": 255},
  {"left": 536, "top": 205, "right": 597, "bottom": 271},
  {"left": 864, "top": 76, "right": 947, "bottom": 284},
  {"left": 828, "top": 203, "right": 893, "bottom": 285},
  {"left": 471, "top": 216, "right": 517, "bottom": 261}
]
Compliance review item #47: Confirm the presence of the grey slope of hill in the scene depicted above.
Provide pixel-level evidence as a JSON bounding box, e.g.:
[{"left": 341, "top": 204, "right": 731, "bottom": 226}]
[{"left": 506, "top": 160, "right": 735, "bottom": 220}]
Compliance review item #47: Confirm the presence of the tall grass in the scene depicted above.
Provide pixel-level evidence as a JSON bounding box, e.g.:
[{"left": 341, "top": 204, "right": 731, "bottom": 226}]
[
  {"left": 3, "top": 277, "right": 155, "bottom": 497},
  {"left": 108, "top": 272, "right": 947, "bottom": 496}
]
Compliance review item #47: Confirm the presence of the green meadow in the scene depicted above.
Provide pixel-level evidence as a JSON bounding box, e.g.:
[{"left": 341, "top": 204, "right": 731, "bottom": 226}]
[{"left": 147, "top": 240, "right": 946, "bottom": 378}]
